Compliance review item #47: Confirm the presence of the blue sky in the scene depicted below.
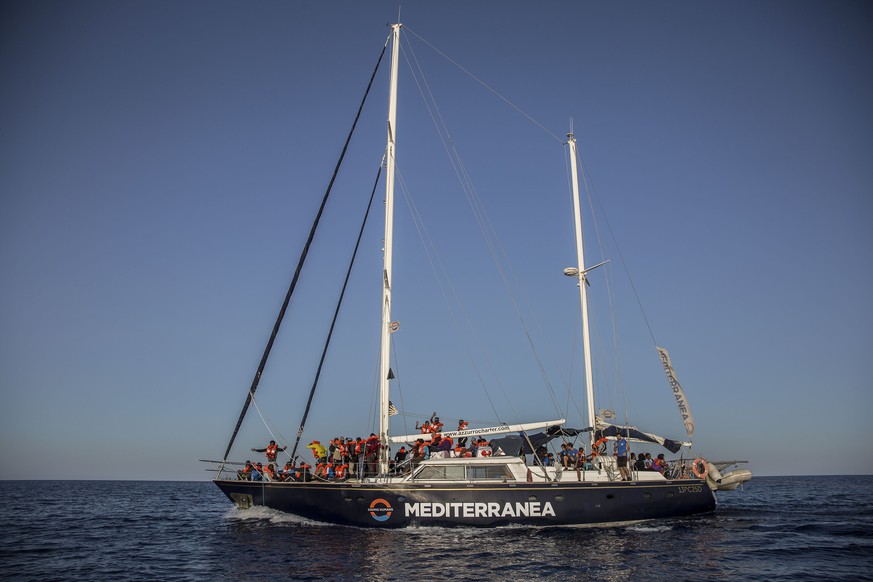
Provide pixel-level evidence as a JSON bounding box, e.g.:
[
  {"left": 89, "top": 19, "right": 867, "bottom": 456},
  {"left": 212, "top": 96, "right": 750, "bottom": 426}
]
[{"left": 1, "top": 1, "right": 871, "bottom": 480}]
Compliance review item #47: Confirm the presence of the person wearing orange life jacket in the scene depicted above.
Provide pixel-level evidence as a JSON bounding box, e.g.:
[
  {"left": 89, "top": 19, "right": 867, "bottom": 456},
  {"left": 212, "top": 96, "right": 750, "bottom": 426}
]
[
  {"left": 348, "top": 437, "right": 363, "bottom": 477},
  {"left": 252, "top": 440, "right": 287, "bottom": 464},
  {"left": 335, "top": 463, "right": 348, "bottom": 480},
  {"left": 576, "top": 446, "right": 591, "bottom": 471},
  {"left": 263, "top": 463, "right": 276, "bottom": 480},
  {"left": 476, "top": 438, "right": 492, "bottom": 457},
  {"left": 432, "top": 434, "right": 452, "bottom": 456},
  {"left": 428, "top": 416, "right": 444, "bottom": 436},
  {"left": 346, "top": 439, "right": 354, "bottom": 466},
  {"left": 280, "top": 460, "right": 296, "bottom": 481},
  {"left": 410, "top": 438, "right": 428, "bottom": 468},
  {"left": 428, "top": 434, "right": 442, "bottom": 457},
  {"left": 295, "top": 462, "right": 312, "bottom": 482},
  {"left": 252, "top": 462, "right": 264, "bottom": 481},
  {"left": 456, "top": 419, "right": 470, "bottom": 447},
  {"left": 416, "top": 419, "right": 432, "bottom": 434},
  {"left": 364, "top": 433, "right": 381, "bottom": 477},
  {"left": 394, "top": 446, "right": 408, "bottom": 467},
  {"left": 237, "top": 460, "right": 253, "bottom": 480}
]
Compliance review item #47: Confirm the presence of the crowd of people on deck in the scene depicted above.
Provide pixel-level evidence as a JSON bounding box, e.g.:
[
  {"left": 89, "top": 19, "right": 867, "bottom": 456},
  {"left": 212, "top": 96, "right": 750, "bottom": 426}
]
[
  {"left": 235, "top": 415, "right": 501, "bottom": 482},
  {"left": 237, "top": 434, "right": 382, "bottom": 482},
  {"left": 236, "top": 417, "right": 689, "bottom": 482},
  {"left": 536, "top": 434, "right": 684, "bottom": 480}
]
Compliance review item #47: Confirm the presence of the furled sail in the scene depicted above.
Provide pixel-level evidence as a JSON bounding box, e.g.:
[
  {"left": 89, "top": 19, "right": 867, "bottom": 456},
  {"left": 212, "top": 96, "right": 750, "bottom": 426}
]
[{"left": 595, "top": 423, "right": 687, "bottom": 454}]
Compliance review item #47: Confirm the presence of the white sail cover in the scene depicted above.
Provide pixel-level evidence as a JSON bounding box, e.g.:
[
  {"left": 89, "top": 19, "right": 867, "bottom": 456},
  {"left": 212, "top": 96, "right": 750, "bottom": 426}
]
[
  {"left": 657, "top": 346, "right": 695, "bottom": 437},
  {"left": 389, "top": 419, "right": 565, "bottom": 445}
]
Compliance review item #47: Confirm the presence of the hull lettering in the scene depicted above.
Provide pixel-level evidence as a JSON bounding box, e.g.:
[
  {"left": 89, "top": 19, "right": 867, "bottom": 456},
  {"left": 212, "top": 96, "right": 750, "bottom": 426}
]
[{"left": 404, "top": 501, "right": 555, "bottom": 519}]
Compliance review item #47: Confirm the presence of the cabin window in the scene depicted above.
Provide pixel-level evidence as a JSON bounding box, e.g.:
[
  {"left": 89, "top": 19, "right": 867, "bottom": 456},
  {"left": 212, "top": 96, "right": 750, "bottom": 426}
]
[
  {"left": 467, "top": 465, "right": 513, "bottom": 481},
  {"left": 415, "top": 465, "right": 465, "bottom": 481}
]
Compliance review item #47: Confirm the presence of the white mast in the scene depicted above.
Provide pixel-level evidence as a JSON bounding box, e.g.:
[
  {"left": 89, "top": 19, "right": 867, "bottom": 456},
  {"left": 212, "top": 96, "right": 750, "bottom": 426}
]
[
  {"left": 378, "top": 23, "right": 401, "bottom": 475},
  {"left": 566, "top": 134, "right": 597, "bottom": 443}
]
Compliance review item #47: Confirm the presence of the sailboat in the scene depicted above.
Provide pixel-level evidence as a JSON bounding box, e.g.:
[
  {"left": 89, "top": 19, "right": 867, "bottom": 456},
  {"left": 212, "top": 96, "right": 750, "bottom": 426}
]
[{"left": 205, "top": 23, "right": 750, "bottom": 527}]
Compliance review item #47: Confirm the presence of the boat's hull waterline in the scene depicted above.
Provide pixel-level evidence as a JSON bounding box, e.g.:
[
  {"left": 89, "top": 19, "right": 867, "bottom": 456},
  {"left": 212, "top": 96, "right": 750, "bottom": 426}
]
[{"left": 214, "top": 478, "right": 716, "bottom": 528}]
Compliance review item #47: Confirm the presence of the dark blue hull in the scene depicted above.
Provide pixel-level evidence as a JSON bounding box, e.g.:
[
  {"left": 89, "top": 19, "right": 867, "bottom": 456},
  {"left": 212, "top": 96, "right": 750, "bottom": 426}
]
[{"left": 214, "top": 478, "right": 716, "bottom": 527}]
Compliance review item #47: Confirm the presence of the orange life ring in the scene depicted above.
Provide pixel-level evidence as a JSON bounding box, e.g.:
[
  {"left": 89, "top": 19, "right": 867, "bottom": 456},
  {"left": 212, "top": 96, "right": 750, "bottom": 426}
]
[
  {"left": 692, "top": 458, "right": 708, "bottom": 479},
  {"left": 591, "top": 438, "right": 608, "bottom": 456}
]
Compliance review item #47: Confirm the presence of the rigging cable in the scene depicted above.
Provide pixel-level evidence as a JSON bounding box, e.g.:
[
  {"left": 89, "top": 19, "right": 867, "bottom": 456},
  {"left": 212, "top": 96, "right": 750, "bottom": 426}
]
[
  {"left": 388, "top": 333, "right": 411, "bottom": 437},
  {"left": 399, "top": 35, "right": 565, "bottom": 422},
  {"left": 393, "top": 165, "right": 502, "bottom": 421},
  {"left": 247, "top": 391, "right": 292, "bottom": 462},
  {"left": 396, "top": 28, "right": 636, "bottom": 431},
  {"left": 570, "top": 140, "right": 653, "bottom": 429},
  {"left": 221, "top": 34, "right": 391, "bottom": 463},
  {"left": 583, "top": 156, "right": 660, "bottom": 348},
  {"left": 288, "top": 162, "right": 383, "bottom": 464},
  {"left": 403, "top": 25, "right": 564, "bottom": 144}
]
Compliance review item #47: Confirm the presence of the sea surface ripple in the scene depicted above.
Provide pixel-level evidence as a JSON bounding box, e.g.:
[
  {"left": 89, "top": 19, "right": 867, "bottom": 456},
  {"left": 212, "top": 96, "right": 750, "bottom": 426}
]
[{"left": 1, "top": 476, "right": 871, "bottom": 581}]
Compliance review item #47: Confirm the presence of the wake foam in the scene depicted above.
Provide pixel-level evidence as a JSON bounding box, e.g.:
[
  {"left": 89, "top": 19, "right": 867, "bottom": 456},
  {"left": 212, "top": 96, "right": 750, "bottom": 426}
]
[
  {"left": 626, "top": 524, "right": 673, "bottom": 533},
  {"left": 223, "top": 505, "right": 331, "bottom": 527}
]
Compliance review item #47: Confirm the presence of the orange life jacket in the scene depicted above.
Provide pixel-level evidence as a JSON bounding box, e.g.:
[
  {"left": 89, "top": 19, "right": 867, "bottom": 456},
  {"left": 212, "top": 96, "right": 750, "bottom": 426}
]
[
  {"left": 266, "top": 443, "right": 278, "bottom": 460},
  {"left": 458, "top": 421, "right": 469, "bottom": 431}
]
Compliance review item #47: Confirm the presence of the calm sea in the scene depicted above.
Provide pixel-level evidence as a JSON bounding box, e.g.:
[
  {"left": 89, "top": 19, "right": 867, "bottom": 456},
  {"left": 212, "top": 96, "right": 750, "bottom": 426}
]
[{"left": 0, "top": 476, "right": 870, "bottom": 581}]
